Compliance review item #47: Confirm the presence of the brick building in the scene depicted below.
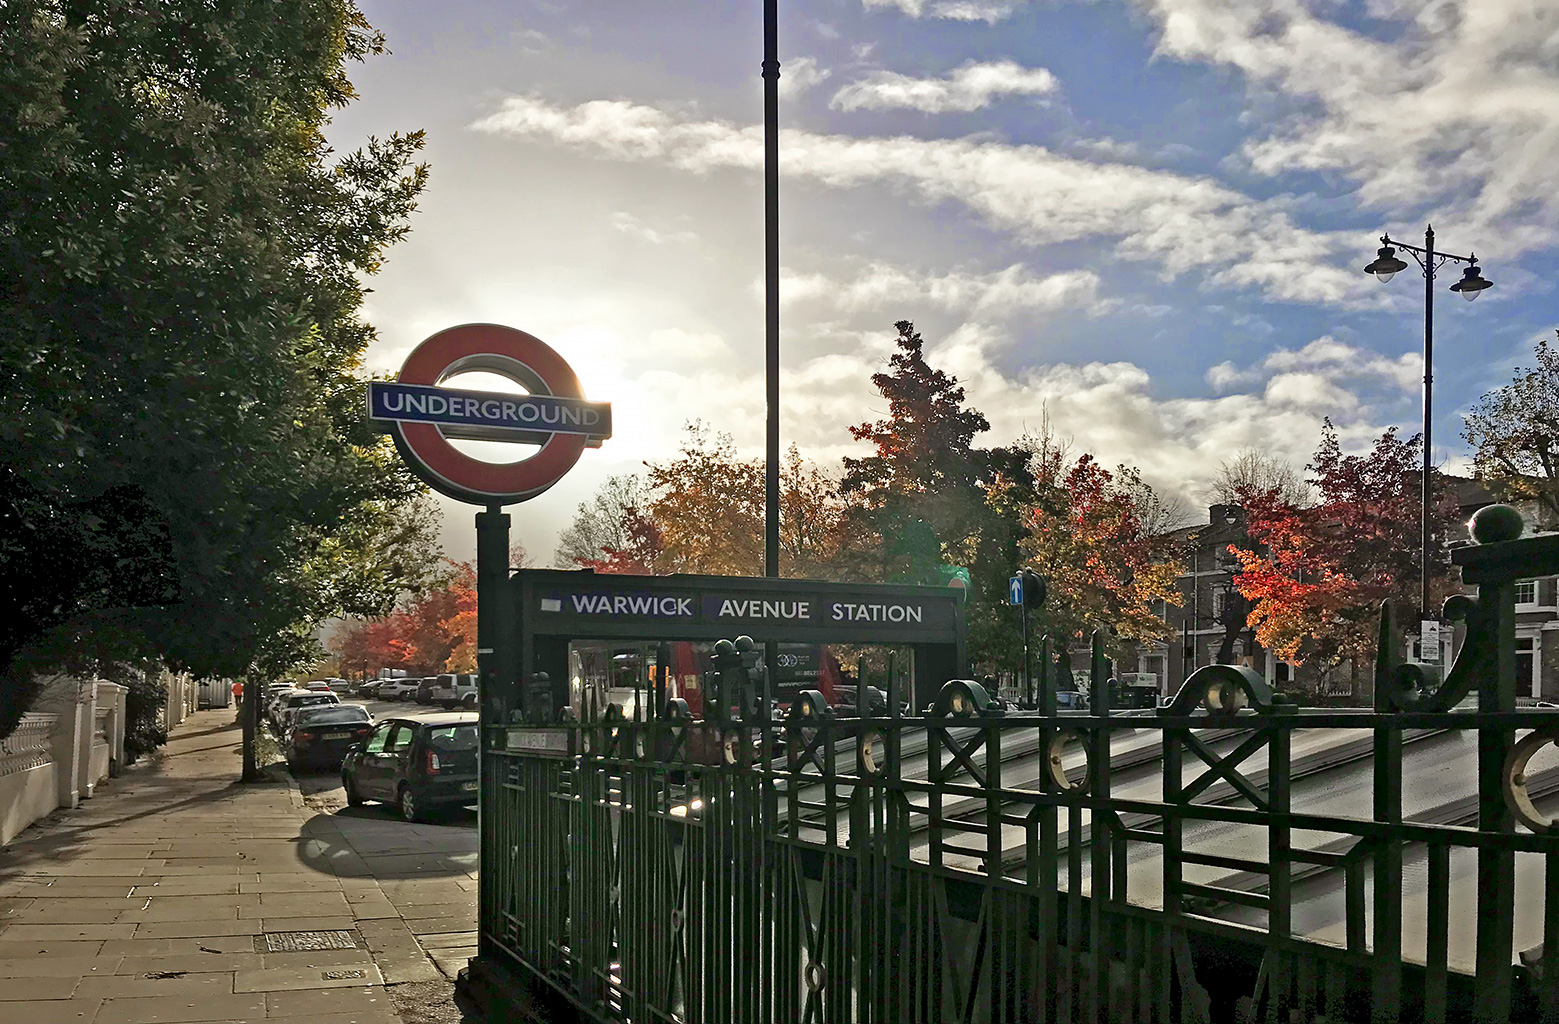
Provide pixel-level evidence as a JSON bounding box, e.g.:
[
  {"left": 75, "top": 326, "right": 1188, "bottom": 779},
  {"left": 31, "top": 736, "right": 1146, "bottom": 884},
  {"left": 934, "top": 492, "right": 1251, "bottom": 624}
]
[{"left": 1129, "top": 481, "right": 1559, "bottom": 704}]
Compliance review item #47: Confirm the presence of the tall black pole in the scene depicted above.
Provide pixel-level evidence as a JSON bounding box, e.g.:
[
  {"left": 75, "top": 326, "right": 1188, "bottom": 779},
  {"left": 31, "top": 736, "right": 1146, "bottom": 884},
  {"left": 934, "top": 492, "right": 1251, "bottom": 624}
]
[
  {"left": 476, "top": 506, "right": 510, "bottom": 718},
  {"left": 762, "top": 0, "right": 780, "bottom": 579},
  {"left": 1421, "top": 225, "right": 1434, "bottom": 623}
]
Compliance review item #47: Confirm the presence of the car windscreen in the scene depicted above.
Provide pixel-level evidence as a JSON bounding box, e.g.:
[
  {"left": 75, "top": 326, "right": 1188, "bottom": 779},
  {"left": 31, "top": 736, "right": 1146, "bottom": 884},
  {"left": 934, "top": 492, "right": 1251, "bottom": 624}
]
[
  {"left": 424, "top": 725, "right": 478, "bottom": 751},
  {"left": 295, "top": 707, "right": 370, "bottom": 727}
]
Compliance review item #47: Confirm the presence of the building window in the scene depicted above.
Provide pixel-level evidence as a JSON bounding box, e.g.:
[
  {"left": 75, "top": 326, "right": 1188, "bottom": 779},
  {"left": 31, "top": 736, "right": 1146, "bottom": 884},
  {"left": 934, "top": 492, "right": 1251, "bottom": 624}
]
[
  {"left": 1516, "top": 580, "right": 1539, "bottom": 607},
  {"left": 1150, "top": 598, "right": 1167, "bottom": 621},
  {"left": 1518, "top": 636, "right": 1539, "bottom": 698}
]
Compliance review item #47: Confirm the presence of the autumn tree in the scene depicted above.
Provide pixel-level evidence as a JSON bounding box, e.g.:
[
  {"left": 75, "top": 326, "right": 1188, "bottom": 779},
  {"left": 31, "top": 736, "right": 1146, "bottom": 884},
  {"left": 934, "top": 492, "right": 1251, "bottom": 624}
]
[
  {"left": 842, "top": 321, "right": 1046, "bottom": 670},
  {"left": 329, "top": 561, "right": 477, "bottom": 677},
  {"left": 1464, "top": 331, "right": 1559, "bottom": 527},
  {"left": 1230, "top": 422, "right": 1459, "bottom": 683},
  {"left": 1018, "top": 449, "right": 1184, "bottom": 661},
  {"left": 553, "top": 425, "right": 862, "bottom": 578}
]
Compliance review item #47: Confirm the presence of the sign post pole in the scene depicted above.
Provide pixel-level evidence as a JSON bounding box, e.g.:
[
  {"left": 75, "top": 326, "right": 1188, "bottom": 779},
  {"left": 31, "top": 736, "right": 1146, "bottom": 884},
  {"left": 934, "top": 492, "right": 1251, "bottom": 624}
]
[{"left": 477, "top": 507, "right": 511, "bottom": 723}]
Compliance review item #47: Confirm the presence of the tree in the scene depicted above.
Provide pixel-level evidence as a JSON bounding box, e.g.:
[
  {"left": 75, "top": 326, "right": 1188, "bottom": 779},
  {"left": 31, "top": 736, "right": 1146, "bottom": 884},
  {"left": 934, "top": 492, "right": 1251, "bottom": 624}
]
[
  {"left": 553, "top": 474, "right": 652, "bottom": 567},
  {"left": 0, "top": 1, "right": 442, "bottom": 724},
  {"left": 842, "top": 320, "right": 997, "bottom": 572},
  {"left": 1018, "top": 450, "right": 1184, "bottom": 661},
  {"left": 1203, "top": 448, "right": 1311, "bottom": 508},
  {"left": 1230, "top": 421, "right": 1459, "bottom": 681},
  {"left": 1464, "top": 332, "right": 1559, "bottom": 526}
]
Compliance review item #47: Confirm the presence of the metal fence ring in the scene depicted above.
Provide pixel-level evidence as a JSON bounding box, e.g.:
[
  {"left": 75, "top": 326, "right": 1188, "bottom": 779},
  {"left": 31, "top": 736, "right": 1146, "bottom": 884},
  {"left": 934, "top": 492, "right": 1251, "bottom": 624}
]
[
  {"left": 1505, "top": 726, "right": 1559, "bottom": 832},
  {"left": 1046, "top": 729, "right": 1090, "bottom": 792},
  {"left": 858, "top": 728, "right": 885, "bottom": 776},
  {"left": 805, "top": 960, "right": 827, "bottom": 992}
]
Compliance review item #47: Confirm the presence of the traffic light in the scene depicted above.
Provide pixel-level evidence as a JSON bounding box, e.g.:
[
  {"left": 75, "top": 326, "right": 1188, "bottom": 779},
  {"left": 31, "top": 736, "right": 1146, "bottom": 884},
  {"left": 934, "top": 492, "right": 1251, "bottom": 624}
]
[{"left": 1021, "top": 569, "right": 1046, "bottom": 608}]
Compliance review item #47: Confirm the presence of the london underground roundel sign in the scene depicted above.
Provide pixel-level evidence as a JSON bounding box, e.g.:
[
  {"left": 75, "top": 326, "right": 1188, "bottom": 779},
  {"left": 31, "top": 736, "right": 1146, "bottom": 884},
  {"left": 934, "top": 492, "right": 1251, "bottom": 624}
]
[{"left": 367, "top": 324, "right": 611, "bottom": 506}]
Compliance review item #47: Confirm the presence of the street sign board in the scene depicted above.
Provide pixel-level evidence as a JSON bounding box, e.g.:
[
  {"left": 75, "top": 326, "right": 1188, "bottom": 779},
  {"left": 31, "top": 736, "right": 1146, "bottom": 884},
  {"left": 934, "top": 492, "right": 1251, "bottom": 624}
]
[
  {"left": 368, "top": 382, "right": 610, "bottom": 444},
  {"left": 1009, "top": 576, "right": 1023, "bottom": 606},
  {"left": 369, "top": 323, "right": 611, "bottom": 506},
  {"left": 1420, "top": 619, "right": 1441, "bottom": 662}
]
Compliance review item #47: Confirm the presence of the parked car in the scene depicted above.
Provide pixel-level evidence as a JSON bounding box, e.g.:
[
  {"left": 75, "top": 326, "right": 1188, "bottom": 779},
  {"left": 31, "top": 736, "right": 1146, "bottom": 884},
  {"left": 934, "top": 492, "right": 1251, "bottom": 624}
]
[
  {"left": 428, "top": 673, "right": 478, "bottom": 709},
  {"left": 380, "top": 678, "right": 419, "bottom": 701},
  {"left": 413, "top": 677, "right": 439, "bottom": 705},
  {"left": 268, "top": 688, "right": 310, "bottom": 731},
  {"left": 341, "top": 712, "right": 479, "bottom": 822},
  {"left": 287, "top": 704, "right": 374, "bottom": 771},
  {"left": 303, "top": 680, "right": 335, "bottom": 692},
  {"left": 357, "top": 680, "right": 384, "bottom": 698},
  {"left": 277, "top": 691, "right": 341, "bottom": 733}
]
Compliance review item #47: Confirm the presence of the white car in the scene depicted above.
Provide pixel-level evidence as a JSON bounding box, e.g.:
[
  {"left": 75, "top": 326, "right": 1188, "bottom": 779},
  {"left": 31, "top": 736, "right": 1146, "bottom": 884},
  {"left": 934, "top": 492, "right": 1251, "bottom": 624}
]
[
  {"left": 428, "top": 673, "right": 478, "bottom": 709},
  {"left": 378, "top": 679, "right": 419, "bottom": 701},
  {"left": 278, "top": 691, "right": 340, "bottom": 733}
]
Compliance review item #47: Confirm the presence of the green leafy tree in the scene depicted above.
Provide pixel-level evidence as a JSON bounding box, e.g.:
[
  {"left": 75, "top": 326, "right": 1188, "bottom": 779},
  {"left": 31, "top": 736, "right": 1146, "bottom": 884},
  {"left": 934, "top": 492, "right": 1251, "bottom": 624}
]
[
  {"left": 1464, "top": 331, "right": 1559, "bottom": 526},
  {"left": 0, "top": 1, "right": 442, "bottom": 729}
]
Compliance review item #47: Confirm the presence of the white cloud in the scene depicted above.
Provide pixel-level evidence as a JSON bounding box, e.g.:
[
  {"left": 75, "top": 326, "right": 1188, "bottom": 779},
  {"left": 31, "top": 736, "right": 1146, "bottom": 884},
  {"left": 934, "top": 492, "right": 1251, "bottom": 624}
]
[
  {"left": 779, "top": 56, "right": 831, "bottom": 99},
  {"left": 609, "top": 211, "right": 697, "bottom": 245},
  {"left": 471, "top": 95, "right": 1375, "bottom": 306},
  {"left": 1141, "top": 0, "right": 1559, "bottom": 253},
  {"left": 1204, "top": 336, "right": 1421, "bottom": 398},
  {"left": 832, "top": 60, "right": 1059, "bottom": 113},
  {"left": 780, "top": 263, "right": 1107, "bottom": 317},
  {"left": 862, "top": 0, "right": 1028, "bottom": 23}
]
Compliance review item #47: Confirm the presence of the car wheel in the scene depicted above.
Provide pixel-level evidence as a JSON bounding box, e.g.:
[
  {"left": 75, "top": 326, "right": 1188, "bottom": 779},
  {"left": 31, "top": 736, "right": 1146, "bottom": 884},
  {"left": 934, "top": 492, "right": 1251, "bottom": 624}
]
[
  {"left": 344, "top": 773, "right": 365, "bottom": 807},
  {"left": 398, "top": 785, "right": 426, "bottom": 823}
]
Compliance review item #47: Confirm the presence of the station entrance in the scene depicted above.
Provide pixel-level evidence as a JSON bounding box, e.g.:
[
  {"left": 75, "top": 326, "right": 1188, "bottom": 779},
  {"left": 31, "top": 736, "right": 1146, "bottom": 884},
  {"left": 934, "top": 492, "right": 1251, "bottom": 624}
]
[{"left": 492, "top": 569, "right": 967, "bottom": 723}]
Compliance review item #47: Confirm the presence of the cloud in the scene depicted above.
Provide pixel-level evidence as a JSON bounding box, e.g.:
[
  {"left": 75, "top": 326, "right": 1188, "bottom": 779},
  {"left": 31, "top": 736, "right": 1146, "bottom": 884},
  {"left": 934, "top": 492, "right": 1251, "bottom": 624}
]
[
  {"left": 831, "top": 60, "right": 1059, "bottom": 113},
  {"left": 780, "top": 263, "right": 1107, "bottom": 317},
  {"left": 779, "top": 56, "right": 831, "bottom": 99},
  {"left": 471, "top": 95, "right": 1375, "bottom": 306},
  {"left": 1141, "top": 0, "right": 1559, "bottom": 253},
  {"left": 862, "top": 0, "right": 1028, "bottom": 23},
  {"left": 1204, "top": 336, "right": 1421, "bottom": 398},
  {"left": 609, "top": 211, "right": 697, "bottom": 245}
]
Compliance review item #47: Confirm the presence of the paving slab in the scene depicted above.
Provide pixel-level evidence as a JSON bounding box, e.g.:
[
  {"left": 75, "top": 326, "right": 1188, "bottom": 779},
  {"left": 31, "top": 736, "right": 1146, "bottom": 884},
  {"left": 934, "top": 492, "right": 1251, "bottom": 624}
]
[
  {"left": 259, "top": 915, "right": 358, "bottom": 932},
  {"left": 0, "top": 923, "right": 137, "bottom": 941},
  {"left": 265, "top": 983, "right": 396, "bottom": 1018},
  {"left": 130, "top": 919, "right": 261, "bottom": 939},
  {"left": 99, "top": 935, "right": 255, "bottom": 956},
  {"left": 0, "top": 954, "right": 121, "bottom": 977},
  {"left": 6, "top": 997, "right": 104, "bottom": 1024},
  {"left": 0, "top": 974, "right": 82, "bottom": 1000},
  {"left": 73, "top": 970, "right": 238, "bottom": 999},
  {"left": 234, "top": 961, "right": 384, "bottom": 992},
  {"left": 114, "top": 951, "right": 264, "bottom": 975},
  {"left": 0, "top": 939, "right": 106, "bottom": 958},
  {"left": 261, "top": 947, "right": 375, "bottom": 970},
  {"left": 91, "top": 991, "right": 266, "bottom": 1024}
]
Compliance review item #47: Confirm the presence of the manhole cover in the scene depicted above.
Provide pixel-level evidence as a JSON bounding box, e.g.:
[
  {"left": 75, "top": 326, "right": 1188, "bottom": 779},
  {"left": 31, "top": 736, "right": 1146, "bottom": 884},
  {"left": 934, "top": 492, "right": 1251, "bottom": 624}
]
[
  {"left": 264, "top": 930, "right": 359, "bottom": 953},
  {"left": 322, "top": 969, "right": 367, "bottom": 981}
]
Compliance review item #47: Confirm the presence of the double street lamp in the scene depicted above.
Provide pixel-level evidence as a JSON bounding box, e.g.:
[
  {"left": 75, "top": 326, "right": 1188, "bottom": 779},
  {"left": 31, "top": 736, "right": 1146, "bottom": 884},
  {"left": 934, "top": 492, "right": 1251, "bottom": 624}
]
[{"left": 1362, "top": 225, "right": 1493, "bottom": 623}]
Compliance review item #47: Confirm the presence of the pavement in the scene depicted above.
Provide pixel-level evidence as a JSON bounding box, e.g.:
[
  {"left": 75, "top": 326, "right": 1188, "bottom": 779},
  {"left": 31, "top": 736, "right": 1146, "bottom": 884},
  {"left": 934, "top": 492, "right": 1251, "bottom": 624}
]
[{"left": 0, "top": 706, "right": 483, "bottom": 1024}]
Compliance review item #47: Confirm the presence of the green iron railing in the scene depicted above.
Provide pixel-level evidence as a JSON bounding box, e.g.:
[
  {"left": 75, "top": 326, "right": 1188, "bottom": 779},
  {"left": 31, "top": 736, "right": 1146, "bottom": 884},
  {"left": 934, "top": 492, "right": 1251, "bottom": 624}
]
[{"left": 475, "top": 516, "right": 1559, "bottom": 1023}]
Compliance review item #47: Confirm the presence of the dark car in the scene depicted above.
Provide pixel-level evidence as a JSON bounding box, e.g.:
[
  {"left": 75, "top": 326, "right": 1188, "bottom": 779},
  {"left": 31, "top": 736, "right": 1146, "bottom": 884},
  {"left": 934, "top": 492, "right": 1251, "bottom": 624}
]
[
  {"left": 341, "top": 712, "right": 479, "bottom": 822},
  {"left": 414, "top": 677, "right": 439, "bottom": 705},
  {"left": 288, "top": 704, "right": 374, "bottom": 770}
]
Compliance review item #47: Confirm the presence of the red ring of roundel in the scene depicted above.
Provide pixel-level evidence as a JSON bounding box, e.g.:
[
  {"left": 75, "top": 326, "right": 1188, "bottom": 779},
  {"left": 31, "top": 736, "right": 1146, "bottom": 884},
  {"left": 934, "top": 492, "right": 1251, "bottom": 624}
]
[{"left": 392, "top": 323, "right": 588, "bottom": 504}]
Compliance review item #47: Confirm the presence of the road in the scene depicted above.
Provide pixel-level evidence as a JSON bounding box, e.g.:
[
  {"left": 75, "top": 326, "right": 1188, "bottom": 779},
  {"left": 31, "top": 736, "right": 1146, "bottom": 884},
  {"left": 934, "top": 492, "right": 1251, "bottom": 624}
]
[{"left": 283, "top": 694, "right": 478, "bottom": 828}]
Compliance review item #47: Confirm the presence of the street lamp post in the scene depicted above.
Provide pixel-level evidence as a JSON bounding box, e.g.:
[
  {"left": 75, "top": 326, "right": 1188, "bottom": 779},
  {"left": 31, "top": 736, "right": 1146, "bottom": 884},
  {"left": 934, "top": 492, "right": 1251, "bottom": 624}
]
[{"left": 1362, "top": 226, "right": 1492, "bottom": 622}]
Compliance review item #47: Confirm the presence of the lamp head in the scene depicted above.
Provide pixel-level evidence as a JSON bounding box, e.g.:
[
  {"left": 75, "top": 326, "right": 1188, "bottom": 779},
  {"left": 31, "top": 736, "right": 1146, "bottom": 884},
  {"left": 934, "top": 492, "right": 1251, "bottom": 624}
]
[
  {"left": 1363, "top": 244, "right": 1409, "bottom": 282},
  {"left": 1450, "top": 261, "right": 1492, "bottom": 301}
]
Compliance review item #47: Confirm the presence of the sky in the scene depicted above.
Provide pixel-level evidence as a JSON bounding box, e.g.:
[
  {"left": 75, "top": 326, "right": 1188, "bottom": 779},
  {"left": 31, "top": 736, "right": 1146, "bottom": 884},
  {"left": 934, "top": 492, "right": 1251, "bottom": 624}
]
[{"left": 326, "top": 0, "right": 1559, "bottom": 565}]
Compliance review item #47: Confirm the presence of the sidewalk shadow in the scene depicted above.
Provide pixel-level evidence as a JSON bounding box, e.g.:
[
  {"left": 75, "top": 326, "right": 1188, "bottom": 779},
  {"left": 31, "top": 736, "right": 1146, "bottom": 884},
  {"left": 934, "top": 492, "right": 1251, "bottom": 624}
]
[{"left": 294, "top": 811, "right": 477, "bottom": 880}]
